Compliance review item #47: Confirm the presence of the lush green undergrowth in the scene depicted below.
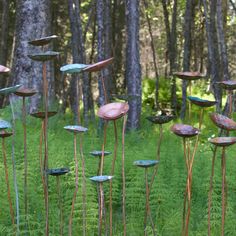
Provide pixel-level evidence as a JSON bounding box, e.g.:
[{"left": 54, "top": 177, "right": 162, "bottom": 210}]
[{"left": 0, "top": 104, "right": 236, "bottom": 235}]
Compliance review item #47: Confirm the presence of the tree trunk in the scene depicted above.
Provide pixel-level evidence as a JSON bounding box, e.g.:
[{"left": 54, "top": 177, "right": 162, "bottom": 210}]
[
  {"left": 125, "top": 0, "right": 142, "bottom": 130},
  {"left": 11, "top": 0, "right": 52, "bottom": 112},
  {"left": 180, "top": 0, "right": 194, "bottom": 120}
]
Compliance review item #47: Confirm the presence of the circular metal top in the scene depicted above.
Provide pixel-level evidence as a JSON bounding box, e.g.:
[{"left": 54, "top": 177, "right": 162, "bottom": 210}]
[
  {"left": 187, "top": 96, "right": 216, "bottom": 108},
  {"left": 89, "top": 175, "right": 113, "bottom": 183},
  {"left": 89, "top": 150, "right": 112, "bottom": 157},
  {"left": 171, "top": 124, "right": 199, "bottom": 138},
  {"left": 0, "top": 65, "right": 10, "bottom": 73},
  {"left": 30, "top": 111, "right": 57, "bottom": 119},
  {"left": 97, "top": 102, "right": 129, "bottom": 120},
  {"left": 133, "top": 160, "right": 159, "bottom": 168},
  {"left": 173, "top": 71, "right": 205, "bottom": 81},
  {"left": 47, "top": 167, "right": 70, "bottom": 176},
  {"left": 0, "top": 84, "right": 22, "bottom": 95},
  {"left": 64, "top": 125, "right": 88, "bottom": 133},
  {"left": 0, "top": 120, "right": 11, "bottom": 130},
  {"left": 60, "top": 63, "right": 88, "bottom": 74},
  {"left": 83, "top": 57, "right": 113, "bottom": 73},
  {"left": 28, "top": 35, "right": 58, "bottom": 46},
  {"left": 209, "top": 137, "right": 236, "bottom": 147},
  {"left": 0, "top": 130, "right": 13, "bottom": 138},
  {"left": 146, "top": 115, "right": 174, "bottom": 124},
  {"left": 209, "top": 113, "right": 236, "bottom": 131},
  {"left": 14, "top": 87, "right": 37, "bottom": 97},
  {"left": 28, "top": 51, "right": 59, "bottom": 61},
  {"left": 217, "top": 80, "right": 236, "bottom": 90}
]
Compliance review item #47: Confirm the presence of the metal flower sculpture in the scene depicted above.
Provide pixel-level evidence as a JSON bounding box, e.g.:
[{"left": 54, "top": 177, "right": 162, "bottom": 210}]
[
  {"left": 14, "top": 87, "right": 37, "bottom": 225},
  {"left": 97, "top": 102, "right": 129, "bottom": 236},
  {"left": 133, "top": 160, "right": 159, "bottom": 235},
  {"left": 209, "top": 137, "right": 236, "bottom": 235},
  {"left": 64, "top": 125, "right": 88, "bottom": 236},
  {"left": 47, "top": 167, "right": 70, "bottom": 236},
  {"left": 171, "top": 124, "right": 200, "bottom": 236},
  {"left": 90, "top": 175, "right": 113, "bottom": 236}
]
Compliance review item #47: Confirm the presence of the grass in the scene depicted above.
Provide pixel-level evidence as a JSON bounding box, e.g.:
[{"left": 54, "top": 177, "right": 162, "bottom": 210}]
[{"left": 0, "top": 103, "right": 236, "bottom": 235}]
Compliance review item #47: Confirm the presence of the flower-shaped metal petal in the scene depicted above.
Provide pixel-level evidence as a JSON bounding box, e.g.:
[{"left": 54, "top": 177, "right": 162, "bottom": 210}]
[
  {"left": 30, "top": 111, "right": 57, "bottom": 119},
  {"left": 14, "top": 87, "right": 37, "bottom": 97},
  {"left": 28, "top": 51, "right": 59, "bottom": 61},
  {"left": 89, "top": 150, "right": 112, "bottom": 157},
  {"left": 0, "top": 130, "right": 13, "bottom": 138},
  {"left": 187, "top": 96, "right": 216, "bottom": 108},
  {"left": 90, "top": 175, "right": 113, "bottom": 183},
  {"left": 0, "top": 84, "right": 22, "bottom": 95},
  {"left": 0, "top": 120, "right": 11, "bottom": 130},
  {"left": 217, "top": 80, "right": 236, "bottom": 90},
  {"left": 97, "top": 102, "right": 129, "bottom": 120},
  {"left": 64, "top": 125, "right": 88, "bottom": 133},
  {"left": 171, "top": 124, "right": 199, "bottom": 138},
  {"left": 133, "top": 160, "right": 159, "bottom": 168},
  {"left": 209, "top": 113, "right": 236, "bottom": 131},
  {"left": 28, "top": 35, "right": 58, "bottom": 46},
  {"left": 83, "top": 57, "right": 113, "bottom": 72},
  {"left": 209, "top": 137, "right": 236, "bottom": 147},
  {"left": 173, "top": 71, "right": 205, "bottom": 81},
  {"left": 47, "top": 167, "right": 70, "bottom": 176},
  {"left": 146, "top": 115, "right": 174, "bottom": 124},
  {"left": 0, "top": 65, "right": 10, "bottom": 73},
  {"left": 60, "top": 63, "right": 88, "bottom": 74}
]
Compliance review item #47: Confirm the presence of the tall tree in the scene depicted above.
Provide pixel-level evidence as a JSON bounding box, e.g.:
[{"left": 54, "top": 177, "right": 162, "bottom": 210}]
[
  {"left": 11, "top": 0, "right": 53, "bottom": 112},
  {"left": 125, "top": 0, "right": 142, "bottom": 130}
]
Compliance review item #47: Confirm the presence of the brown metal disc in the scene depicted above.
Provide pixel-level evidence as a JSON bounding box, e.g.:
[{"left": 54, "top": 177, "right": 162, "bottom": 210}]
[
  {"left": 14, "top": 87, "right": 37, "bottom": 97},
  {"left": 0, "top": 130, "right": 13, "bottom": 138},
  {"left": 83, "top": 57, "right": 113, "bottom": 72},
  {"left": 28, "top": 35, "right": 58, "bottom": 46},
  {"left": 30, "top": 111, "right": 57, "bottom": 119},
  {"left": 209, "top": 137, "right": 236, "bottom": 147},
  {"left": 209, "top": 113, "right": 236, "bottom": 131},
  {"left": 173, "top": 71, "right": 205, "bottom": 81},
  {"left": 217, "top": 80, "right": 236, "bottom": 90},
  {"left": 171, "top": 124, "right": 199, "bottom": 138}
]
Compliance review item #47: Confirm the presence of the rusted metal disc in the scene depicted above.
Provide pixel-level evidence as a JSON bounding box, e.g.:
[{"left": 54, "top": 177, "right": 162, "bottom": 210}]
[
  {"left": 30, "top": 111, "right": 57, "bottom": 119},
  {"left": 217, "top": 80, "right": 236, "bottom": 90},
  {"left": 0, "top": 130, "right": 13, "bottom": 138},
  {"left": 83, "top": 57, "right": 113, "bottom": 72},
  {"left": 64, "top": 125, "right": 88, "bottom": 133},
  {"left": 209, "top": 137, "right": 236, "bottom": 147},
  {"left": 133, "top": 160, "right": 159, "bottom": 168},
  {"left": 28, "top": 35, "right": 58, "bottom": 46},
  {"left": 209, "top": 113, "right": 236, "bottom": 131},
  {"left": 0, "top": 65, "right": 10, "bottom": 73},
  {"left": 171, "top": 124, "right": 199, "bottom": 138},
  {"left": 173, "top": 71, "right": 205, "bottom": 81},
  {"left": 14, "top": 87, "right": 37, "bottom": 97},
  {"left": 97, "top": 102, "right": 129, "bottom": 120},
  {"left": 146, "top": 115, "right": 174, "bottom": 124},
  {"left": 187, "top": 96, "right": 216, "bottom": 108}
]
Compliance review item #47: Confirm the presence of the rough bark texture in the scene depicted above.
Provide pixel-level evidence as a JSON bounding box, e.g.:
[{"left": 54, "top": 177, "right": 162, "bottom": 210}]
[
  {"left": 11, "top": 0, "right": 52, "bottom": 112},
  {"left": 125, "top": 0, "right": 142, "bottom": 130},
  {"left": 180, "top": 0, "right": 193, "bottom": 120}
]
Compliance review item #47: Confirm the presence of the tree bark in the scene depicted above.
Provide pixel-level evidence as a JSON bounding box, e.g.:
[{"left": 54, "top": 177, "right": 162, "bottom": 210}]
[
  {"left": 11, "top": 0, "right": 52, "bottom": 112},
  {"left": 125, "top": 0, "right": 142, "bottom": 130}
]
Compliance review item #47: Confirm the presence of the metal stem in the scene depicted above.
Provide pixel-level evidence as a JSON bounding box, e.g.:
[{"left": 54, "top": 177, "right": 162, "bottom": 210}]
[
  {"left": 100, "top": 122, "right": 108, "bottom": 175},
  {"left": 56, "top": 176, "right": 63, "bottom": 236},
  {"left": 221, "top": 147, "right": 226, "bottom": 236},
  {"left": 109, "top": 120, "right": 118, "bottom": 236},
  {"left": 68, "top": 133, "right": 78, "bottom": 236}
]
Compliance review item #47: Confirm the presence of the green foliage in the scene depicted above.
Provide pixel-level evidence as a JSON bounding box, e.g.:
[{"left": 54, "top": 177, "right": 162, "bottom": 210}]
[{"left": 1, "top": 104, "right": 236, "bottom": 235}]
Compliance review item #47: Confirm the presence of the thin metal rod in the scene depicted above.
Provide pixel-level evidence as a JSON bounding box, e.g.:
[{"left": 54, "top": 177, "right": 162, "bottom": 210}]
[
  {"left": 100, "top": 122, "right": 108, "bottom": 175},
  {"left": 79, "top": 133, "right": 87, "bottom": 236},
  {"left": 2, "top": 137, "right": 15, "bottom": 228},
  {"left": 101, "top": 75, "right": 108, "bottom": 104},
  {"left": 42, "top": 61, "right": 49, "bottom": 236},
  {"left": 188, "top": 81, "right": 192, "bottom": 121},
  {"left": 122, "top": 115, "right": 127, "bottom": 236},
  {"left": 207, "top": 146, "right": 217, "bottom": 236},
  {"left": 99, "top": 182, "right": 104, "bottom": 236},
  {"left": 228, "top": 91, "right": 233, "bottom": 118},
  {"left": 109, "top": 120, "right": 118, "bottom": 236},
  {"left": 69, "top": 133, "right": 78, "bottom": 236},
  {"left": 22, "top": 97, "right": 28, "bottom": 229},
  {"left": 9, "top": 96, "right": 20, "bottom": 235},
  {"left": 221, "top": 147, "right": 226, "bottom": 236},
  {"left": 56, "top": 176, "right": 63, "bottom": 236}
]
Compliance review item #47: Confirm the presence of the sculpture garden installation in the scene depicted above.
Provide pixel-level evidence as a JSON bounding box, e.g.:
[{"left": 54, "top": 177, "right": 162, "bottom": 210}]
[{"left": 171, "top": 124, "right": 199, "bottom": 236}]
